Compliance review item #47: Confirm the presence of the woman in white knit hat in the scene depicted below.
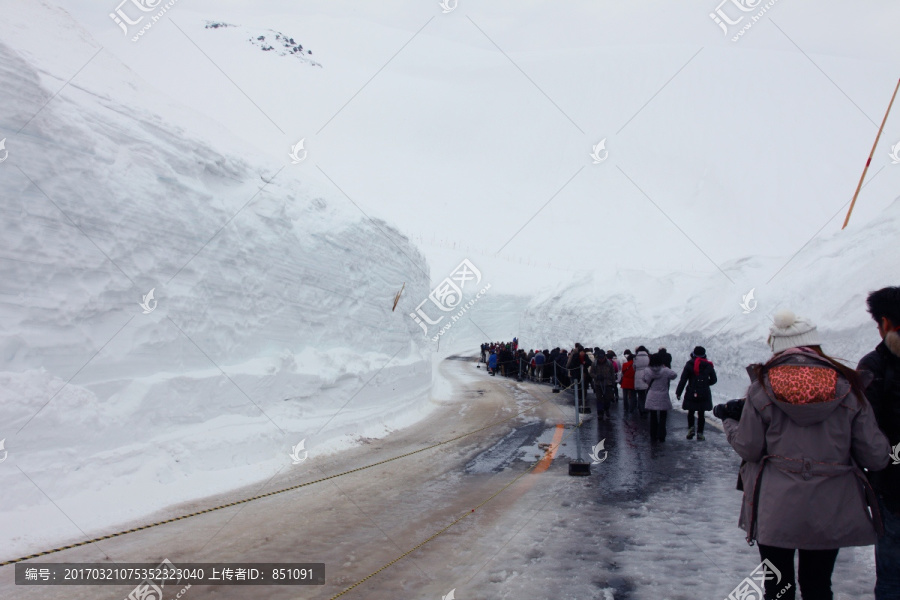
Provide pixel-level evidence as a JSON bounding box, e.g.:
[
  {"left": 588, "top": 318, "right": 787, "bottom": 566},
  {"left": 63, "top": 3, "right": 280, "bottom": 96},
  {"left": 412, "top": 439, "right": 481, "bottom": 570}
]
[{"left": 722, "top": 309, "right": 890, "bottom": 600}]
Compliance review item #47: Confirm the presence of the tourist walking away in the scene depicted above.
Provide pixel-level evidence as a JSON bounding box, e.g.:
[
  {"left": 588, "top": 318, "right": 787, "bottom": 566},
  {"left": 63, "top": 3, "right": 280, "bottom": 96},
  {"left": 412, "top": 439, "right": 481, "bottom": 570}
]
[
  {"left": 676, "top": 346, "right": 716, "bottom": 440},
  {"left": 621, "top": 350, "right": 635, "bottom": 414},
  {"left": 488, "top": 350, "right": 497, "bottom": 376},
  {"left": 556, "top": 349, "right": 570, "bottom": 388},
  {"left": 533, "top": 349, "right": 546, "bottom": 382},
  {"left": 633, "top": 346, "right": 651, "bottom": 418},
  {"left": 607, "top": 350, "right": 620, "bottom": 402},
  {"left": 858, "top": 287, "right": 900, "bottom": 600},
  {"left": 720, "top": 309, "right": 890, "bottom": 600},
  {"left": 643, "top": 351, "right": 677, "bottom": 442},
  {"left": 590, "top": 348, "right": 616, "bottom": 421},
  {"left": 658, "top": 347, "right": 672, "bottom": 368}
]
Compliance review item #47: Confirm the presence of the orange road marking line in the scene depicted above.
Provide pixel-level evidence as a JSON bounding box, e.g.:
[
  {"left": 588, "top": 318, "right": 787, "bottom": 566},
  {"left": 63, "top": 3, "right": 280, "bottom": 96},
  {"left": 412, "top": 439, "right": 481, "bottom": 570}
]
[{"left": 533, "top": 423, "right": 564, "bottom": 474}]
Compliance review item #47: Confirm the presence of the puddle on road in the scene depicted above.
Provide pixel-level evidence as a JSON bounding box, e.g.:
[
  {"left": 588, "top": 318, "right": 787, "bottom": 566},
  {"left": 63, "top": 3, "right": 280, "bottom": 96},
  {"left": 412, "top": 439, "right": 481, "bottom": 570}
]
[
  {"left": 464, "top": 421, "right": 547, "bottom": 473},
  {"left": 464, "top": 418, "right": 599, "bottom": 474}
]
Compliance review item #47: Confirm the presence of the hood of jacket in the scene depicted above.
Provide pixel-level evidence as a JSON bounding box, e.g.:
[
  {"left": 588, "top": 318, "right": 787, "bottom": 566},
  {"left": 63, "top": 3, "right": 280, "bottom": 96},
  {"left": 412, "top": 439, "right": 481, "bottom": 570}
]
[{"left": 748, "top": 348, "right": 851, "bottom": 427}]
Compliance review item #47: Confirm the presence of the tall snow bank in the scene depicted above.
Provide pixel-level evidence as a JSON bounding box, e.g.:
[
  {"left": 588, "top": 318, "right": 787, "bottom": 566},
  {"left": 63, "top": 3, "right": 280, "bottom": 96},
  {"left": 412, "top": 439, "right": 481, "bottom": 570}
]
[{"left": 0, "top": 3, "right": 431, "bottom": 556}]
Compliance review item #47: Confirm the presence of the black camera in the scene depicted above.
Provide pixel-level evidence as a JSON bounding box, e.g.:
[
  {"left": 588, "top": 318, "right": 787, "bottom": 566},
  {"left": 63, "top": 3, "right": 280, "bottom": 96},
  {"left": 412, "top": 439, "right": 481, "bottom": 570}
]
[{"left": 713, "top": 398, "right": 745, "bottom": 421}]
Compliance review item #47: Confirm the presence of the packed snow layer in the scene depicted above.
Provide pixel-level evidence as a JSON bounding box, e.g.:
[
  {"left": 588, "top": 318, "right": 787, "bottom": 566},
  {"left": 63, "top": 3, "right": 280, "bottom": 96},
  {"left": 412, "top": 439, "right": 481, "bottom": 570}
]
[
  {"left": 520, "top": 196, "right": 900, "bottom": 401},
  {"left": 0, "top": 2, "right": 434, "bottom": 557}
]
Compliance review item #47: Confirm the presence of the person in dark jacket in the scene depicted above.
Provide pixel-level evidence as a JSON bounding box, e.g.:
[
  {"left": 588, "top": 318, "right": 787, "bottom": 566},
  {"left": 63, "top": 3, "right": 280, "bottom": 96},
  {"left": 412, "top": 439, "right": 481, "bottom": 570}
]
[
  {"left": 676, "top": 345, "right": 717, "bottom": 440},
  {"left": 858, "top": 287, "right": 900, "bottom": 599},
  {"left": 724, "top": 310, "right": 889, "bottom": 600},
  {"left": 573, "top": 347, "right": 592, "bottom": 405},
  {"left": 499, "top": 346, "right": 513, "bottom": 377},
  {"left": 555, "top": 349, "right": 570, "bottom": 388},
  {"left": 590, "top": 348, "right": 616, "bottom": 420},
  {"left": 607, "top": 350, "right": 620, "bottom": 402}
]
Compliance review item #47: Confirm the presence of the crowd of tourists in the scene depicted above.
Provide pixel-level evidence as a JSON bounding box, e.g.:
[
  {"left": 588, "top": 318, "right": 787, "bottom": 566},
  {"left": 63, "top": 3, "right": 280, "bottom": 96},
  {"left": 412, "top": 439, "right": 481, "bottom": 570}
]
[
  {"left": 479, "top": 341, "right": 714, "bottom": 441},
  {"left": 477, "top": 286, "right": 900, "bottom": 600}
]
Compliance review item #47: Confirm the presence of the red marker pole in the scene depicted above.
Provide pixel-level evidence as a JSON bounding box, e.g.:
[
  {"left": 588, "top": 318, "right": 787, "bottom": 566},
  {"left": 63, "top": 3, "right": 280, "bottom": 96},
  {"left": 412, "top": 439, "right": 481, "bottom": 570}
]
[{"left": 843, "top": 78, "right": 900, "bottom": 230}]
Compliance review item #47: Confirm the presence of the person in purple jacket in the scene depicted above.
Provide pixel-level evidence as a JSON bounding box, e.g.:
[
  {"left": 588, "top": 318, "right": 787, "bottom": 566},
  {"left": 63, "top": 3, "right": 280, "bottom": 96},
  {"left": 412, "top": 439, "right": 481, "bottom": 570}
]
[{"left": 722, "top": 310, "right": 890, "bottom": 600}]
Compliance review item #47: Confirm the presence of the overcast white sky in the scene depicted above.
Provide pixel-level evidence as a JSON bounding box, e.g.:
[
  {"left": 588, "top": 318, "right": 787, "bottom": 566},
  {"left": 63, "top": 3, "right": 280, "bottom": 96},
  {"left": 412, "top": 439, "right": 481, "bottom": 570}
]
[{"left": 56, "top": 0, "right": 900, "bottom": 294}]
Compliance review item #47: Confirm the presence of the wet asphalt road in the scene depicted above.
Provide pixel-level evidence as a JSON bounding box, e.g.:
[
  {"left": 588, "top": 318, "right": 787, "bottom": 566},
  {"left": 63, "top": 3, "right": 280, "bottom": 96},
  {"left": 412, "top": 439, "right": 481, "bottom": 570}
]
[{"left": 471, "top": 368, "right": 742, "bottom": 503}]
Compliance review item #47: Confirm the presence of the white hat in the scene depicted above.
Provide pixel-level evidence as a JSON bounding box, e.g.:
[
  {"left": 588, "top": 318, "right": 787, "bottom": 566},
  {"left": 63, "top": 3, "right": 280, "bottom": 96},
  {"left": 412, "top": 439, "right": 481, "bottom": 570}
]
[{"left": 767, "top": 309, "right": 821, "bottom": 353}]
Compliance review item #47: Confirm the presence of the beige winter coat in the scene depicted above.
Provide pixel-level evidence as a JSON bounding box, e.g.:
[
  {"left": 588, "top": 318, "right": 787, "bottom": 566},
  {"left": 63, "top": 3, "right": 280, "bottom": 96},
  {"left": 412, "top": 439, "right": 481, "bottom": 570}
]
[{"left": 723, "top": 348, "right": 890, "bottom": 549}]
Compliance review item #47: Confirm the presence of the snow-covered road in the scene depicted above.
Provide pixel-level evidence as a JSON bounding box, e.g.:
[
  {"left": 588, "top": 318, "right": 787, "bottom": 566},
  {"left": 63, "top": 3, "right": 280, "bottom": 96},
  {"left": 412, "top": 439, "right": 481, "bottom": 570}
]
[{"left": 1, "top": 357, "right": 879, "bottom": 600}]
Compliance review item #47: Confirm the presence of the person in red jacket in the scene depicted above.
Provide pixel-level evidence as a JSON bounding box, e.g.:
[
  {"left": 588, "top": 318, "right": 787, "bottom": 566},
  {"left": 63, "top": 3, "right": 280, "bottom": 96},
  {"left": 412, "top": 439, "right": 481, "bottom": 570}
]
[{"left": 621, "top": 350, "right": 636, "bottom": 415}]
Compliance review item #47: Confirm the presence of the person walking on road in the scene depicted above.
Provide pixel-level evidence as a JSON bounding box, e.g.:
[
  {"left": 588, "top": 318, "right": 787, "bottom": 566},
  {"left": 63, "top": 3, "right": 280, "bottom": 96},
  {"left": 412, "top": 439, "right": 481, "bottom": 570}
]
[
  {"left": 658, "top": 347, "right": 672, "bottom": 368},
  {"left": 857, "top": 287, "right": 900, "bottom": 600},
  {"left": 633, "top": 346, "right": 651, "bottom": 418},
  {"left": 676, "top": 345, "right": 716, "bottom": 440},
  {"left": 590, "top": 348, "right": 616, "bottom": 421},
  {"left": 643, "top": 351, "right": 677, "bottom": 442},
  {"left": 487, "top": 350, "right": 497, "bottom": 376},
  {"left": 532, "top": 349, "right": 546, "bottom": 383},
  {"left": 721, "top": 309, "right": 890, "bottom": 600},
  {"left": 607, "top": 350, "right": 620, "bottom": 403},
  {"left": 621, "top": 350, "right": 636, "bottom": 415}
]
